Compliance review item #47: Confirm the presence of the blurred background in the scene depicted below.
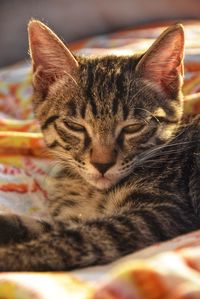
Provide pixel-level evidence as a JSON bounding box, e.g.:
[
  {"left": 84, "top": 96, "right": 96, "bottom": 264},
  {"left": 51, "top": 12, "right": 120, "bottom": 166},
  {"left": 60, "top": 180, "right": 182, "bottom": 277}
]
[{"left": 1, "top": 0, "right": 200, "bottom": 67}]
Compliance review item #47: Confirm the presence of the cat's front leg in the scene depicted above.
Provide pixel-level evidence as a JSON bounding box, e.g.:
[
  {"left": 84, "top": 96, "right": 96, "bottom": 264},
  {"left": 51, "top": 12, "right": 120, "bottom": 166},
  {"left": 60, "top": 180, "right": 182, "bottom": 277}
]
[
  {"left": 0, "top": 198, "right": 198, "bottom": 271},
  {"left": 0, "top": 214, "right": 52, "bottom": 245}
]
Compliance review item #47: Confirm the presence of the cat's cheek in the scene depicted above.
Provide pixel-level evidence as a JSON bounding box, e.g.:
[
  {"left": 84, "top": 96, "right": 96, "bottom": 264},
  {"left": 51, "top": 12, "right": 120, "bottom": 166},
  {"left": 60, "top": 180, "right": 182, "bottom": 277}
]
[
  {"left": 122, "top": 141, "right": 138, "bottom": 157},
  {"left": 158, "top": 124, "right": 178, "bottom": 141}
]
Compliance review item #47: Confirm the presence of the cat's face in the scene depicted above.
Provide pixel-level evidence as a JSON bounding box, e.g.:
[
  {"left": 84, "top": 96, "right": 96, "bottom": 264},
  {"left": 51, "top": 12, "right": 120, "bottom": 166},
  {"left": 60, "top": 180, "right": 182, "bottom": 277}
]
[{"left": 28, "top": 21, "right": 184, "bottom": 190}]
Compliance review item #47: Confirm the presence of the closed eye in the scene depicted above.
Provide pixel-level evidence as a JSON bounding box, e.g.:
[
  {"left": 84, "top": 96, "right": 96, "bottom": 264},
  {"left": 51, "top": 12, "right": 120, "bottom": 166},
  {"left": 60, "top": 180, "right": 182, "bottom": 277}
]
[
  {"left": 64, "top": 120, "right": 86, "bottom": 132},
  {"left": 122, "top": 123, "right": 145, "bottom": 134}
]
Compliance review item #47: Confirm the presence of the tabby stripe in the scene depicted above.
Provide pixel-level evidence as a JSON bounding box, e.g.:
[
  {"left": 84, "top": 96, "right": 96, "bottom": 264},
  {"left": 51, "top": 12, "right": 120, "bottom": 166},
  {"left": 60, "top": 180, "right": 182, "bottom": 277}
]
[
  {"left": 48, "top": 140, "right": 59, "bottom": 148},
  {"left": 123, "top": 104, "right": 129, "bottom": 120},
  {"left": 158, "top": 204, "right": 196, "bottom": 232},
  {"left": 66, "top": 100, "right": 77, "bottom": 117},
  {"left": 58, "top": 200, "right": 78, "bottom": 210},
  {"left": 89, "top": 96, "right": 97, "bottom": 116},
  {"left": 102, "top": 222, "right": 129, "bottom": 253},
  {"left": 116, "top": 72, "right": 125, "bottom": 99},
  {"left": 52, "top": 207, "right": 60, "bottom": 217},
  {"left": 0, "top": 215, "right": 30, "bottom": 244},
  {"left": 86, "top": 64, "right": 97, "bottom": 116},
  {"left": 41, "top": 115, "right": 59, "bottom": 130},
  {"left": 47, "top": 140, "right": 71, "bottom": 151},
  {"left": 134, "top": 210, "right": 169, "bottom": 240},
  {"left": 65, "top": 228, "right": 84, "bottom": 244},
  {"left": 52, "top": 202, "right": 71, "bottom": 217},
  {"left": 155, "top": 137, "right": 166, "bottom": 145},
  {"left": 114, "top": 214, "right": 142, "bottom": 241},
  {"left": 95, "top": 71, "right": 105, "bottom": 101},
  {"left": 67, "top": 191, "right": 80, "bottom": 196},
  {"left": 160, "top": 205, "right": 196, "bottom": 229},
  {"left": 80, "top": 103, "right": 86, "bottom": 118},
  {"left": 64, "top": 199, "right": 78, "bottom": 207},
  {"left": 139, "top": 127, "right": 158, "bottom": 144},
  {"left": 124, "top": 192, "right": 173, "bottom": 204},
  {"left": 54, "top": 123, "right": 68, "bottom": 142},
  {"left": 83, "top": 132, "right": 91, "bottom": 150},
  {"left": 116, "top": 132, "right": 124, "bottom": 149},
  {"left": 93, "top": 217, "right": 142, "bottom": 254},
  {"left": 158, "top": 181, "right": 175, "bottom": 193},
  {"left": 97, "top": 202, "right": 106, "bottom": 212},
  {"left": 15, "top": 217, "right": 30, "bottom": 239},
  {"left": 105, "top": 72, "right": 115, "bottom": 99},
  {"left": 52, "top": 247, "right": 69, "bottom": 270},
  {"left": 38, "top": 220, "right": 52, "bottom": 232},
  {"left": 112, "top": 98, "right": 119, "bottom": 114},
  {"left": 53, "top": 235, "right": 90, "bottom": 270},
  {"left": 52, "top": 200, "right": 79, "bottom": 217},
  {"left": 91, "top": 243, "right": 105, "bottom": 260},
  {"left": 56, "top": 222, "right": 84, "bottom": 245},
  {"left": 44, "top": 237, "right": 70, "bottom": 270}
]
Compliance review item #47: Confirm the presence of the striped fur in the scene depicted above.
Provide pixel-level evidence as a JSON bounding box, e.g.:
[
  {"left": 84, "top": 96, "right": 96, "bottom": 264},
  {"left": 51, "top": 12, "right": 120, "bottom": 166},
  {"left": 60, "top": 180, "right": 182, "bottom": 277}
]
[{"left": 0, "top": 21, "right": 199, "bottom": 271}]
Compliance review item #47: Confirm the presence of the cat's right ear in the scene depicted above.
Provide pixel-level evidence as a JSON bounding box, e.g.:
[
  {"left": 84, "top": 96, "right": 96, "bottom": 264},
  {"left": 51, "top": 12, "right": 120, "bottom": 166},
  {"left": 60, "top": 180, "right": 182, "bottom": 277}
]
[
  {"left": 28, "top": 20, "right": 79, "bottom": 95},
  {"left": 135, "top": 24, "right": 184, "bottom": 98}
]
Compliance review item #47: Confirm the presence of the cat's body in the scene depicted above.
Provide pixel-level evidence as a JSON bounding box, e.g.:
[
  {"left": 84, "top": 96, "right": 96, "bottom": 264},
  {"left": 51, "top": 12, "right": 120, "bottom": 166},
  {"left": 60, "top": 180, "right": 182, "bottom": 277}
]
[{"left": 0, "top": 21, "right": 199, "bottom": 271}]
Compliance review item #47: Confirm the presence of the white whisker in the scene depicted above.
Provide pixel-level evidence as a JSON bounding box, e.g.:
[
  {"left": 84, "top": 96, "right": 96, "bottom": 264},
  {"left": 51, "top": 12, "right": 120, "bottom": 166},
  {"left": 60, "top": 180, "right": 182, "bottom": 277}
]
[
  {"left": 64, "top": 71, "right": 78, "bottom": 86},
  {"left": 135, "top": 107, "right": 160, "bottom": 123}
]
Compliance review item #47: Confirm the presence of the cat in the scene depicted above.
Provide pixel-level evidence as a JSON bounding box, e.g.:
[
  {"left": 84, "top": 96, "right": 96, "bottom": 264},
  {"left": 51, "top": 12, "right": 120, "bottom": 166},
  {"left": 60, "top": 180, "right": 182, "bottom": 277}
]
[{"left": 0, "top": 20, "right": 199, "bottom": 271}]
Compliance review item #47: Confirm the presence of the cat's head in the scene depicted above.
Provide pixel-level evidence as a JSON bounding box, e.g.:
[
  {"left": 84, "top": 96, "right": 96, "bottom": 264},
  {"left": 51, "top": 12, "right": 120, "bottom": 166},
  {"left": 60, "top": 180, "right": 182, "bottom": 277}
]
[{"left": 28, "top": 20, "right": 184, "bottom": 190}]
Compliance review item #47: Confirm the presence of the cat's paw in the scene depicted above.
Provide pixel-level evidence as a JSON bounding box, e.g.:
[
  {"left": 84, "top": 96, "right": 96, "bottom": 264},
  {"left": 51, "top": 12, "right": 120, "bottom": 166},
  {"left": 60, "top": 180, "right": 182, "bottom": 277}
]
[{"left": 0, "top": 214, "right": 27, "bottom": 245}]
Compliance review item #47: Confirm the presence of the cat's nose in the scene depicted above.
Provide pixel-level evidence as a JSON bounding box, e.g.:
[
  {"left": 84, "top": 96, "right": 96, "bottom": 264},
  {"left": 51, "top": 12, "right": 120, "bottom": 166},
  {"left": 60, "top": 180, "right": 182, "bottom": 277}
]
[
  {"left": 90, "top": 145, "right": 117, "bottom": 174},
  {"left": 91, "top": 162, "right": 115, "bottom": 175}
]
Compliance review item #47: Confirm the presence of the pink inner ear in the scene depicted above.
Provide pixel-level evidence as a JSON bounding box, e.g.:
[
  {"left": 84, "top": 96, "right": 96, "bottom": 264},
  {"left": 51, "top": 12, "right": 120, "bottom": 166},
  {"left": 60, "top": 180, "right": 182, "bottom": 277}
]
[
  {"left": 136, "top": 25, "right": 184, "bottom": 96},
  {"left": 142, "top": 41, "right": 183, "bottom": 79},
  {"left": 28, "top": 21, "right": 79, "bottom": 93},
  {"left": 145, "top": 59, "right": 183, "bottom": 97}
]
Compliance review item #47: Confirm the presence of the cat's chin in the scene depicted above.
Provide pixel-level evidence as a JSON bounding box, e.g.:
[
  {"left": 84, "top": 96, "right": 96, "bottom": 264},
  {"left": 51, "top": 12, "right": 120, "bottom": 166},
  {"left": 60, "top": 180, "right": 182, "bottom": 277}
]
[{"left": 87, "top": 175, "right": 115, "bottom": 190}]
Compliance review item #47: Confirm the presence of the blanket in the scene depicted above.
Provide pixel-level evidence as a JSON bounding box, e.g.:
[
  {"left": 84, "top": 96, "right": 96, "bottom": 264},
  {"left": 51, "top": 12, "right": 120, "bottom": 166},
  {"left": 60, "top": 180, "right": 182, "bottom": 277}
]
[{"left": 1, "top": 21, "right": 200, "bottom": 298}]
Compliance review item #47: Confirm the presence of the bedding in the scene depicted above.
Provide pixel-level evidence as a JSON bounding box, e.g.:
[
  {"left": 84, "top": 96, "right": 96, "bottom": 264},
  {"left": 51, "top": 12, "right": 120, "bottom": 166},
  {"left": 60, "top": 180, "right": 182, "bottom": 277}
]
[{"left": 1, "top": 21, "right": 200, "bottom": 298}]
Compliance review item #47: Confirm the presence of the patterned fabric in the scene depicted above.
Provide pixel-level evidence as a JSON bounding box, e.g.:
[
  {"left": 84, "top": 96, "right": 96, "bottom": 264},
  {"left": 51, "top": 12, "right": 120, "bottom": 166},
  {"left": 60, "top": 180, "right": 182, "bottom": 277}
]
[
  {"left": 1, "top": 21, "right": 200, "bottom": 297},
  {"left": 1, "top": 230, "right": 200, "bottom": 298},
  {"left": 94, "top": 246, "right": 200, "bottom": 299}
]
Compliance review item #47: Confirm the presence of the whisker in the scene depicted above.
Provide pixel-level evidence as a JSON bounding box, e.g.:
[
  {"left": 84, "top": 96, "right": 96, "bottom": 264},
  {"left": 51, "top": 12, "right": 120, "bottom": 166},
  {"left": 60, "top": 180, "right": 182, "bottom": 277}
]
[
  {"left": 64, "top": 71, "right": 78, "bottom": 86},
  {"left": 137, "top": 140, "right": 197, "bottom": 166},
  {"left": 129, "top": 83, "right": 153, "bottom": 101},
  {"left": 135, "top": 107, "right": 160, "bottom": 123}
]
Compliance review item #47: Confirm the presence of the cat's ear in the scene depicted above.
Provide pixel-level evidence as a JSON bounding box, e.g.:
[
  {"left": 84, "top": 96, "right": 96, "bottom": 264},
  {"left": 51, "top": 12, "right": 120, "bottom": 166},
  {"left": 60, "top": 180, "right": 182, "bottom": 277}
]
[
  {"left": 135, "top": 24, "right": 184, "bottom": 97},
  {"left": 28, "top": 20, "right": 78, "bottom": 95}
]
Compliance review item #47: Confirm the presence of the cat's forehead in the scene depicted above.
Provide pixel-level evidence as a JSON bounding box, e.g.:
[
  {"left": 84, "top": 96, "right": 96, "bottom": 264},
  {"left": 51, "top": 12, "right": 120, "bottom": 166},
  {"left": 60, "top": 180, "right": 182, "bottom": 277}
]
[
  {"left": 77, "top": 55, "right": 162, "bottom": 108},
  {"left": 77, "top": 55, "right": 136, "bottom": 116},
  {"left": 52, "top": 55, "right": 169, "bottom": 125}
]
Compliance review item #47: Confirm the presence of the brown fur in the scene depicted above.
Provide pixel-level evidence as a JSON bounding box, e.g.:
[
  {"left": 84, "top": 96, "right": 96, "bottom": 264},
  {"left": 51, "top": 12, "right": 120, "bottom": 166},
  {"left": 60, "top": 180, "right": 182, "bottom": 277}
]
[{"left": 0, "top": 21, "right": 199, "bottom": 271}]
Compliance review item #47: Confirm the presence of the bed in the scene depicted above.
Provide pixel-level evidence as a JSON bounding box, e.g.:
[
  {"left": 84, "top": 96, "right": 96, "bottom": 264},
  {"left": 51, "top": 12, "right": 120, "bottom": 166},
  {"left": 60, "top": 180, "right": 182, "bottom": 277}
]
[{"left": 1, "top": 21, "right": 200, "bottom": 299}]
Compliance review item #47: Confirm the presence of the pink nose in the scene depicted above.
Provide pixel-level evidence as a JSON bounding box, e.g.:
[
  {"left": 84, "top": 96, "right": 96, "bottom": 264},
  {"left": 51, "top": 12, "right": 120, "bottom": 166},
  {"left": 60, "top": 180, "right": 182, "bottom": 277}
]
[
  {"left": 90, "top": 145, "right": 117, "bottom": 174},
  {"left": 91, "top": 161, "right": 115, "bottom": 175}
]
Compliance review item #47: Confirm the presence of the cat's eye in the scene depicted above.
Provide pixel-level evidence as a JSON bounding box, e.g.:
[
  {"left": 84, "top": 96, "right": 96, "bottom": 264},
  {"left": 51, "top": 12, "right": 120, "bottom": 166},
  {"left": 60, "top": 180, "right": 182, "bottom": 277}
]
[
  {"left": 64, "top": 121, "right": 86, "bottom": 132},
  {"left": 122, "top": 123, "right": 145, "bottom": 134}
]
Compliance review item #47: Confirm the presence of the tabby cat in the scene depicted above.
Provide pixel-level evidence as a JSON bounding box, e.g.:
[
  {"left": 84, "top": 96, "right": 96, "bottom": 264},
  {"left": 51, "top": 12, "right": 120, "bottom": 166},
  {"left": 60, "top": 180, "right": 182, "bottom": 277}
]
[{"left": 0, "top": 20, "right": 199, "bottom": 271}]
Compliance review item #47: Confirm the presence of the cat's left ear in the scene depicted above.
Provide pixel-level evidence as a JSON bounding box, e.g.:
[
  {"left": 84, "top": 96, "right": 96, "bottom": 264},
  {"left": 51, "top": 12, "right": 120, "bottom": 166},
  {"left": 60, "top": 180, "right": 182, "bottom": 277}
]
[
  {"left": 28, "top": 20, "right": 79, "bottom": 95},
  {"left": 135, "top": 24, "right": 184, "bottom": 97}
]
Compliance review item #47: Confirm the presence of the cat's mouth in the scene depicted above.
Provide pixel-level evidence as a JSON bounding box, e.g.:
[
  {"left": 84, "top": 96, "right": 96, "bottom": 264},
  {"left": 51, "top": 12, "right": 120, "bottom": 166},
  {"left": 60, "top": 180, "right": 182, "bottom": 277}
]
[
  {"left": 86, "top": 173, "right": 115, "bottom": 190},
  {"left": 94, "top": 176, "right": 112, "bottom": 189}
]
